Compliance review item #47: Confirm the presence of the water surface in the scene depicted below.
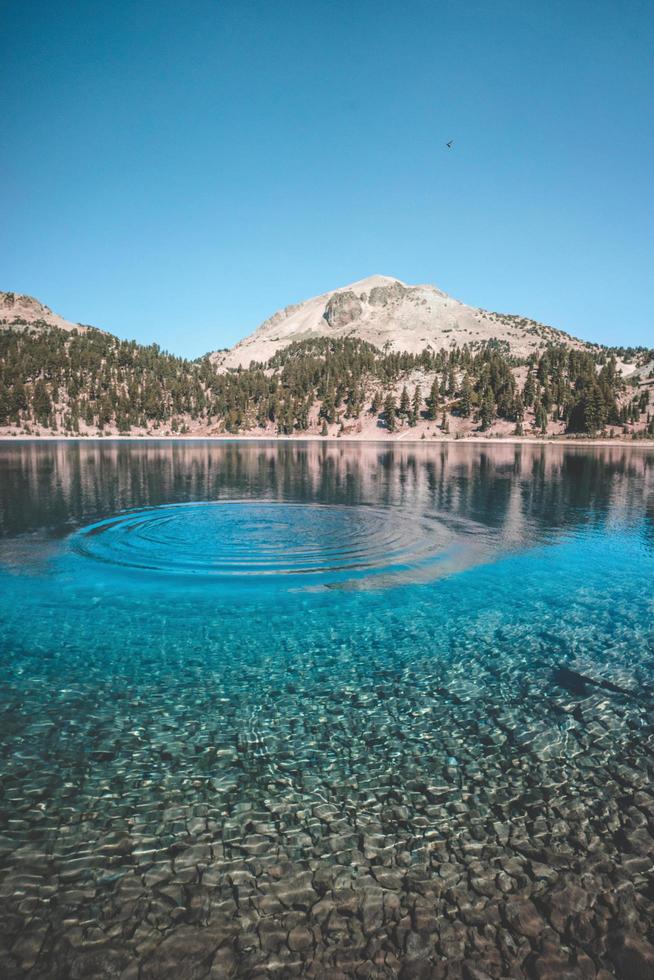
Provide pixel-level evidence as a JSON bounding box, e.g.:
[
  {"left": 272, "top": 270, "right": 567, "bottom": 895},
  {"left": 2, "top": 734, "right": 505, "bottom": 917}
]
[{"left": 0, "top": 441, "right": 653, "bottom": 979}]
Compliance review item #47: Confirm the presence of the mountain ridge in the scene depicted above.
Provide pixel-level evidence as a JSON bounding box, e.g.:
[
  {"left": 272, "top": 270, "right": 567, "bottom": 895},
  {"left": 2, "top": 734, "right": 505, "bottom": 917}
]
[
  {"left": 0, "top": 278, "right": 621, "bottom": 367},
  {"left": 0, "top": 291, "right": 95, "bottom": 334},
  {"left": 209, "top": 274, "right": 594, "bottom": 370}
]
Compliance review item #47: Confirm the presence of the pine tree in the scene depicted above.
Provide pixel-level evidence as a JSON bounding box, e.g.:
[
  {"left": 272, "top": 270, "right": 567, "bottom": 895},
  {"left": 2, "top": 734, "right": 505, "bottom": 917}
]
[
  {"left": 399, "top": 385, "right": 410, "bottom": 419},
  {"left": 409, "top": 385, "right": 421, "bottom": 426},
  {"left": 384, "top": 393, "right": 397, "bottom": 433},
  {"left": 523, "top": 370, "right": 536, "bottom": 408},
  {"left": 479, "top": 389, "right": 495, "bottom": 430},
  {"left": 33, "top": 381, "right": 52, "bottom": 426},
  {"left": 320, "top": 389, "right": 336, "bottom": 424},
  {"left": 534, "top": 401, "right": 548, "bottom": 433},
  {"left": 10, "top": 380, "right": 28, "bottom": 420},
  {"left": 459, "top": 374, "right": 473, "bottom": 417},
  {"left": 427, "top": 378, "right": 440, "bottom": 420}
]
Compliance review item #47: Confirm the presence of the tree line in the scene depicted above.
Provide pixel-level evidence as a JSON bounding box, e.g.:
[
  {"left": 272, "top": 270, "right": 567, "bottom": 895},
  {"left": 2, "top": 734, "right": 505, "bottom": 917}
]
[{"left": 1, "top": 323, "right": 652, "bottom": 438}]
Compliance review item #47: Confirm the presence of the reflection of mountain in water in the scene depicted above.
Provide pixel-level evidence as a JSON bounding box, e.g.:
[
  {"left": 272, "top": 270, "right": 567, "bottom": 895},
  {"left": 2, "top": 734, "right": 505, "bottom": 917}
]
[{"left": 0, "top": 442, "right": 652, "bottom": 557}]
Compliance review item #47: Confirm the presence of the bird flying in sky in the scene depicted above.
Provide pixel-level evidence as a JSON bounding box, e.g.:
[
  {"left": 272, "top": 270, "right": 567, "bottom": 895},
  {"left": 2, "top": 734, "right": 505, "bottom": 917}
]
[{"left": 446, "top": 140, "right": 454, "bottom": 148}]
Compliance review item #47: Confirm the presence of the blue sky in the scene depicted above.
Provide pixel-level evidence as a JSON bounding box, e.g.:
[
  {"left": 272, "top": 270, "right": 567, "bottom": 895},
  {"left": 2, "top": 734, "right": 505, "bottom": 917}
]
[{"left": 2, "top": 0, "right": 652, "bottom": 357}]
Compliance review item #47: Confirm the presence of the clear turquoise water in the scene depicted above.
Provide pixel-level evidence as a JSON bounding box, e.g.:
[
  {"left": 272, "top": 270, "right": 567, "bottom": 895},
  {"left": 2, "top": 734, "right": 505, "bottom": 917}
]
[{"left": 0, "top": 441, "right": 653, "bottom": 978}]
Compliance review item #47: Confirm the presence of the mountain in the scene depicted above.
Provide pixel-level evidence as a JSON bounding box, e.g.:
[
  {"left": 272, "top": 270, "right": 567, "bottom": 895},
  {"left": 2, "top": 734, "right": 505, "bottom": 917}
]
[
  {"left": 0, "top": 291, "right": 94, "bottom": 333},
  {"left": 1, "top": 281, "right": 652, "bottom": 442},
  {"left": 210, "top": 275, "right": 589, "bottom": 370}
]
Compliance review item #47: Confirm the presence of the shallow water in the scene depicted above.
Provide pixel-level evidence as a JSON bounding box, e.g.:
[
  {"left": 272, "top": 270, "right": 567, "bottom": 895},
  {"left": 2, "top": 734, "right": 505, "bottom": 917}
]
[{"left": 0, "top": 440, "right": 653, "bottom": 979}]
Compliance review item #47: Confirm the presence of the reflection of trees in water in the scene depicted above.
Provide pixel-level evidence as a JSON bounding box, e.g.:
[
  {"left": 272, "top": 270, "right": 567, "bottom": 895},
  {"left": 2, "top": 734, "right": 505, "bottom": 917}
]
[{"left": 0, "top": 441, "right": 652, "bottom": 543}]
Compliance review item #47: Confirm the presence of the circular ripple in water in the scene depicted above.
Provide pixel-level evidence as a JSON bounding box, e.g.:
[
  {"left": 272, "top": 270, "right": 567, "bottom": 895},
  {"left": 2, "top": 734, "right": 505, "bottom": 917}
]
[{"left": 69, "top": 501, "right": 482, "bottom": 589}]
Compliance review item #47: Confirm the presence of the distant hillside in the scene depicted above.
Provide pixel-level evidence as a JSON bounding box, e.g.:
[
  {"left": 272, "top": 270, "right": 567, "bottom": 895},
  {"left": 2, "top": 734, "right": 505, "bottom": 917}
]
[
  {"left": 210, "top": 275, "right": 596, "bottom": 370},
  {"left": 0, "top": 285, "right": 652, "bottom": 442},
  {"left": 0, "top": 291, "right": 95, "bottom": 334}
]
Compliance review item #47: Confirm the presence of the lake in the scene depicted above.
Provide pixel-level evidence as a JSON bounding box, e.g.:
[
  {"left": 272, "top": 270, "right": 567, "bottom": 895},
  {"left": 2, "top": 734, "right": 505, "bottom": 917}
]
[{"left": 0, "top": 440, "right": 653, "bottom": 978}]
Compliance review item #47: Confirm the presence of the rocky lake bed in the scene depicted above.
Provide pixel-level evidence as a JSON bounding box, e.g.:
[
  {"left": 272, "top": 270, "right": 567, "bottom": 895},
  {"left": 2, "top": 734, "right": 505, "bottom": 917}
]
[{"left": 0, "top": 441, "right": 653, "bottom": 978}]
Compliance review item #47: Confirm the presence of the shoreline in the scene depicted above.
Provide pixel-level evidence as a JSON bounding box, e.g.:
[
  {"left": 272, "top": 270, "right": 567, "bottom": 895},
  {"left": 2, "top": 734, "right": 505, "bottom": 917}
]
[{"left": 1, "top": 434, "right": 653, "bottom": 447}]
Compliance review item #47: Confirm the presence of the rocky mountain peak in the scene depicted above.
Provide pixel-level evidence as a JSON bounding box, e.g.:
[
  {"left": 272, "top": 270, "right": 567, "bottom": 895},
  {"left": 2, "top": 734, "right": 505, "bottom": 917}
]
[
  {"left": 0, "top": 291, "right": 89, "bottom": 333},
  {"left": 210, "top": 274, "right": 579, "bottom": 370}
]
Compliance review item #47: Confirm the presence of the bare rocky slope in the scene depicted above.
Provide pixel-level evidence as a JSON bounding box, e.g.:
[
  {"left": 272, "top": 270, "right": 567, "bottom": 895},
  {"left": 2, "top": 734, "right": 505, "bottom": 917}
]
[
  {"left": 0, "top": 291, "right": 94, "bottom": 333},
  {"left": 210, "top": 275, "right": 593, "bottom": 370}
]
